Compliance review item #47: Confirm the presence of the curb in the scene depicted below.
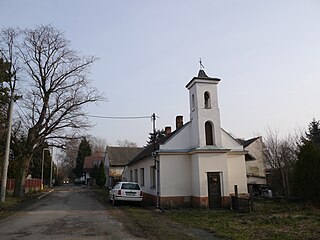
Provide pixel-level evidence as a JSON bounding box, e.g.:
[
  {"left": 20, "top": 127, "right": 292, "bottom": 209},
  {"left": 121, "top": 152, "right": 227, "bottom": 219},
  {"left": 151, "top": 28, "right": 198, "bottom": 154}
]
[{"left": 38, "top": 189, "right": 54, "bottom": 199}]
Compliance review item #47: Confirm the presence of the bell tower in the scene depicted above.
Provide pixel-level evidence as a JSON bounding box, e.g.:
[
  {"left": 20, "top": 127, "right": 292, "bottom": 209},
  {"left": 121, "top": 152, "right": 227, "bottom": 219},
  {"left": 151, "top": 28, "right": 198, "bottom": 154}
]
[{"left": 185, "top": 69, "right": 222, "bottom": 148}]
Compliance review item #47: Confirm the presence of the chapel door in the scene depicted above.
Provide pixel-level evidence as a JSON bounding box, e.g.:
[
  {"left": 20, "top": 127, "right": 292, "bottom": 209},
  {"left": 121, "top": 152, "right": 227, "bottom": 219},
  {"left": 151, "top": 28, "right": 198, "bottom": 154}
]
[{"left": 207, "top": 172, "right": 222, "bottom": 208}]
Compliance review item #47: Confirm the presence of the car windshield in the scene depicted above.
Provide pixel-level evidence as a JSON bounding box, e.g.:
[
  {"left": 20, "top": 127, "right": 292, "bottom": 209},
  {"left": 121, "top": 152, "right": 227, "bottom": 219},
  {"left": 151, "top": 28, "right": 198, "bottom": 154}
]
[{"left": 121, "top": 183, "right": 140, "bottom": 190}]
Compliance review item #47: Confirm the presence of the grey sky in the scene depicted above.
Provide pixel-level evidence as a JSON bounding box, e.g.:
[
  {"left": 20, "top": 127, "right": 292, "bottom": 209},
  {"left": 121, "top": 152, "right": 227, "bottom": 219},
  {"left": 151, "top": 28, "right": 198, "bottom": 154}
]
[{"left": 1, "top": 1, "right": 320, "bottom": 146}]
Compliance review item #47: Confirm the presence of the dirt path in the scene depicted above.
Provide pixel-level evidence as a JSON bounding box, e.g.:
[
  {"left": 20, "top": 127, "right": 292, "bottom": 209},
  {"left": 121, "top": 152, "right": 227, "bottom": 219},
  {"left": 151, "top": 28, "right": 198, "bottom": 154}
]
[{"left": 0, "top": 185, "right": 144, "bottom": 240}]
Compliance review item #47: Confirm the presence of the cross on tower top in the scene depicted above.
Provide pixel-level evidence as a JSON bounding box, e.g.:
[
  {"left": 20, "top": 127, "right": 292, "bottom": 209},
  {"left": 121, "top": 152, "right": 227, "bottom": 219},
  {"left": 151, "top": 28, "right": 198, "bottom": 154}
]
[{"left": 199, "top": 58, "right": 205, "bottom": 70}]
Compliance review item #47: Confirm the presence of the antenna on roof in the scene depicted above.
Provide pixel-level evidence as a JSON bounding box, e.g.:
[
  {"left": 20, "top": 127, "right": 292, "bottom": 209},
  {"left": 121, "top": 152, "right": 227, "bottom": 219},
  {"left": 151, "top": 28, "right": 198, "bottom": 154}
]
[{"left": 199, "top": 58, "right": 205, "bottom": 70}]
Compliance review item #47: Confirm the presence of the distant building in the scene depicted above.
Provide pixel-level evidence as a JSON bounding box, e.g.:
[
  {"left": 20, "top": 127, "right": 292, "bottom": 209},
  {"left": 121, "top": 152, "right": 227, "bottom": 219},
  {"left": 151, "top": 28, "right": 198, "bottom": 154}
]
[
  {"left": 124, "top": 70, "right": 248, "bottom": 208},
  {"left": 238, "top": 137, "right": 267, "bottom": 195},
  {"left": 83, "top": 155, "right": 104, "bottom": 185},
  {"left": 104, "top": 146, "right": 143, "bottom": 187}
]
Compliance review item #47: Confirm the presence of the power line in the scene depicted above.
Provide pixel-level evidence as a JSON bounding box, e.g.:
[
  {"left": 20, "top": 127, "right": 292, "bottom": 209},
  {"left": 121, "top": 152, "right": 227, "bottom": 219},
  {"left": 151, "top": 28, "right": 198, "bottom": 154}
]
[{"left": 86, "top": 114, "right": 158, "bottom": 120}]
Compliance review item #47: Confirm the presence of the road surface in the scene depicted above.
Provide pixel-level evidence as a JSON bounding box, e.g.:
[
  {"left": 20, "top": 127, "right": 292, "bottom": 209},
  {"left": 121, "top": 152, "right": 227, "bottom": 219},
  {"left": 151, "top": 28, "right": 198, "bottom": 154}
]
[{"left": 0, "top": 185, "right": 144, "bottom": 240}]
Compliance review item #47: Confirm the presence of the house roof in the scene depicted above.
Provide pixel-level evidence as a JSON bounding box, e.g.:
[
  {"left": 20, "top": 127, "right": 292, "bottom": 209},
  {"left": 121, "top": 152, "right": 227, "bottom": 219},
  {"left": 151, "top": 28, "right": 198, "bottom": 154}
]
[
  {"left": 185, "top": 70, "right": 220, "bottom": 89},
  {"left": 128, "top": 123, "right": 189, "bottom": 166},
  {"left": 106, "top": 146, "right": 143, "bottom": 166},
  {"left": 237, "top": 137, "right": 260, "bottom": 148},
  {"left": 83, "top": 155, "right": 104, "bottom": 170}
]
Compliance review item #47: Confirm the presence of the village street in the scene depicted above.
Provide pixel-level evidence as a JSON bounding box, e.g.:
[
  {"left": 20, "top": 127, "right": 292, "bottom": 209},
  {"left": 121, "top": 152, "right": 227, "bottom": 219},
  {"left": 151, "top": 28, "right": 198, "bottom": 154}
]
[{"left": 0, "top": 185, "right": 144, "bottom": 240}]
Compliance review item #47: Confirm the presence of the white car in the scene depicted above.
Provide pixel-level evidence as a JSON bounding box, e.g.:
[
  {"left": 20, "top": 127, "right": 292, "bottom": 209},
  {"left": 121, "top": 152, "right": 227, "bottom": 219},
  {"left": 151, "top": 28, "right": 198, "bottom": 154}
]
[{"left": 109, "top": 182, "right": 143, "bottom": 206}]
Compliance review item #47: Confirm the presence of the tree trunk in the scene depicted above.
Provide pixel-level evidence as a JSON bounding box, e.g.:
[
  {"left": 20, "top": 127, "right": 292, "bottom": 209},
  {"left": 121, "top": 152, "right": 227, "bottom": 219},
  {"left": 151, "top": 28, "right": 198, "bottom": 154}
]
[
  {"left": 13, "top": 155, "right": 32, "bottom": 197},
  {"left": 280, "top": 167, "right": 289, "bottom": 200}
]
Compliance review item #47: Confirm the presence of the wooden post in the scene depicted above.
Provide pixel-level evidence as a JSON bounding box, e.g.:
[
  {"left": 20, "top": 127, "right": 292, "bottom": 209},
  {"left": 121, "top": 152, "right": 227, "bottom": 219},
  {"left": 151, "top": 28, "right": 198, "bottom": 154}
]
[{"left": 234, "top": 185, "right": 238, "bottom": 198}]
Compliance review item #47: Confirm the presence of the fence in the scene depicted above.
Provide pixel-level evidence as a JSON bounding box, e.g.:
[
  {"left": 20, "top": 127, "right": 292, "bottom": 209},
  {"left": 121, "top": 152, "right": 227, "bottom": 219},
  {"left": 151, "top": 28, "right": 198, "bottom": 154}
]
[
  {"left": 1, "top": 178, "right": 42, "bottom": 194},
  {"left": 231, "top": 196, "right": 252, "bottom": 213}
]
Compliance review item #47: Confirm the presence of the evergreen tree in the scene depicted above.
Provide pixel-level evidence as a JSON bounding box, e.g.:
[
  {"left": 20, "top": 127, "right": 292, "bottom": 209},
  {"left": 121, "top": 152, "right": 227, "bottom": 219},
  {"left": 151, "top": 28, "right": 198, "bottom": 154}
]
[
  {"left": 294, "top": 119, "right": 320, "bottom": 204},
  {"left": 73, "top": 137, "right": 91, "bottom": 178},
  {"left": 146, "top": 129, "right": 166, "bottom": 146},
  {"left": 96, "top": 161, "right": 106, "bottom": 187},
  {"left": 305, "top": 119, "right": 320, "bottom": 147},
  {"left": 90, "top": 165, "right": 99, "bottom": 179}
]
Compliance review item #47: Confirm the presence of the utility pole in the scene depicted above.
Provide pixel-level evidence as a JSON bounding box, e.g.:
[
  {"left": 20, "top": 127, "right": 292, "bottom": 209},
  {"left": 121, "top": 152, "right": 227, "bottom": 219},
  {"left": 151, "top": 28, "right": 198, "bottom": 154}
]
[
  {"left": 41, "top": 148, "right": 49, "bottom": 190},
  {"left": 1, "top": 98, "right": 14, "bottom": 203},
  {"left": 49, "top": 147, "right": 53, "bottom": 188},
  {"left": 151, "top": 113, "right": 161, "bottom": 209}
]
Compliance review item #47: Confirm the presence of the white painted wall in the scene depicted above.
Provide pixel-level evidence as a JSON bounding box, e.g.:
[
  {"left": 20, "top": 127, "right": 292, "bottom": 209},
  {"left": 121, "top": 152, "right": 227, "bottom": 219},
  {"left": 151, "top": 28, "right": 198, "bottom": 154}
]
[
  {"left": 190, "top": 154, "right": 201, "bottom": 196},
  {"left": 159, "top": 154, "right": 192, "bottom": 196},
  {"left": 221, "top": 129, "right": 244, "bottom": 150},
  {"left": 125, "top": 156, "right": 157, "bottom": 196},
  {"left": 245, "top": 137, "right": 266, "bottom": 178},
  {"left": 161, "top": 123, "right": 191, "bottom": 150},
  {"left": 188, "top": 80, "right": 222, "bottom": 148},
  {"left": 227, "top": 154, "right": 248, "bottom": 194},
  {"left": 196, "top": 152, "right": 229, "bottom": 197}
]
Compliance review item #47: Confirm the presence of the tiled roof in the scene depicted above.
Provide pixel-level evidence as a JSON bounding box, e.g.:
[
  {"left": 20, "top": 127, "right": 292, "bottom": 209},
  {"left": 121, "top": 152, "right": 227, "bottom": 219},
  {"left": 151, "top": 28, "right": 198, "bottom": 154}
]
[
  {"left": 237, "top": 137, "right": 260, "bottom": 148},
  {"left": 106, "top": 146, "right": 143, "bottom": 166},
  {"left": 128, "top": 122, "right": 190, "bottom": 166},
  {"left": 83, "top": 155, "right": 104, "bottom": 169}
]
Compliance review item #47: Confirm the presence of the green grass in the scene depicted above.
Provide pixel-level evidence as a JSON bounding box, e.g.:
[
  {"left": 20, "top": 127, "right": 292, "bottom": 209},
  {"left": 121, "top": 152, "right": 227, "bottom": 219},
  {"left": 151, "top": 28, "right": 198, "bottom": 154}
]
[
  {"left": 93, "top": 189, "right": 320, "bottom": 240},
  {"left": 167, "top": 206, "right": 320, "bottom": 240}
]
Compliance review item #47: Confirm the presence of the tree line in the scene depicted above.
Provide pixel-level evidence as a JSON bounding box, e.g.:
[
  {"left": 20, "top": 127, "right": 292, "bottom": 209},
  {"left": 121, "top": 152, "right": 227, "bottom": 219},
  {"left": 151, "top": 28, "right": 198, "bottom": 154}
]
[{"left": 264, "top": 119, "right": 320, "bottom": 205}]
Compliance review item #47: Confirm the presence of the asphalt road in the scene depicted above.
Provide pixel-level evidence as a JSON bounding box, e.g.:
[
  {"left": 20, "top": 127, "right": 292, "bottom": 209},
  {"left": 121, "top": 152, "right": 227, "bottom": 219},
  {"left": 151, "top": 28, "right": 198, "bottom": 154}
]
[{"left": 0, "top": 185, "right": 144, "bottom": 240}]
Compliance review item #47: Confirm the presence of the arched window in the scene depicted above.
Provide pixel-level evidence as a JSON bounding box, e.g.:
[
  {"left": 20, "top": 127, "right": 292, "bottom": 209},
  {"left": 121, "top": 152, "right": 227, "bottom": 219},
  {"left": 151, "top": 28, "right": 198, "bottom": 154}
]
[
  {"left": 204, "top": 91, "right": 211, "bottom": 109},
  {"left": 205, "top": 121, "right": 215, "bottom": 145},
  {"left": 192, "top": 94, "right": 195, "bottom": 110}
]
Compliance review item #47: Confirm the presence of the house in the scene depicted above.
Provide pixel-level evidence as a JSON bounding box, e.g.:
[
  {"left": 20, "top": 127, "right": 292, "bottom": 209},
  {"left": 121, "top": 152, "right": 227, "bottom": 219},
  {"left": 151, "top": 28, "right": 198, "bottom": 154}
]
[
  {"left": 83, "top": 155, "right": 104, "bottom": 185},
  {"left": 124, "top": 69, "right": 248, "bottom": 208},
  {"left": 238, "top": 137, "right": 267, "bottom": 195},
  {"left": 104, "top": 146, "right": 143, "bottom": 187}
]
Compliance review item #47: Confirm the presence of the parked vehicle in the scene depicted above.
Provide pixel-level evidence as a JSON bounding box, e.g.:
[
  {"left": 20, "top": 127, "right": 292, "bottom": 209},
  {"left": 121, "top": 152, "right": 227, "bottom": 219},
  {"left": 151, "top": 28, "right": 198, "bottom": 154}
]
[{"left": 109, "top": 182, "right": 143, "bottom": 206}]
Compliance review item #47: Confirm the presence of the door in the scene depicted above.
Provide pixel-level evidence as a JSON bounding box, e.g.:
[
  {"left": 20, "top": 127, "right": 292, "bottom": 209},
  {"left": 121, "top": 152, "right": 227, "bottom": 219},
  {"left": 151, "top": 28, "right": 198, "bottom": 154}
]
[{"left": 207, "top": 172, "right": 222, "bottom": 208}]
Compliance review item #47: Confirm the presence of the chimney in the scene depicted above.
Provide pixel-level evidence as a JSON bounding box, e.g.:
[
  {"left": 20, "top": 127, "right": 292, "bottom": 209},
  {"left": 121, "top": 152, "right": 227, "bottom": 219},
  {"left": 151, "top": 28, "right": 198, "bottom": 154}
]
[
  {"left": 176, "top": 115, "right": 183, "bottom": 129},
  {"left": 165, "top": 126, "right": 172, "bottom": 135}
]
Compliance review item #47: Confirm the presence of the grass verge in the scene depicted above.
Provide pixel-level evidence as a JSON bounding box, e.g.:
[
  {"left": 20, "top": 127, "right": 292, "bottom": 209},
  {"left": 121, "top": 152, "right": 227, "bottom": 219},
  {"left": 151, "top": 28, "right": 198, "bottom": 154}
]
[
  {"left": 0, "top": 194, "right": 39, "bottom": 219},
  {"left": 93, "top": 188, "right": 320, "bottom": 240}
]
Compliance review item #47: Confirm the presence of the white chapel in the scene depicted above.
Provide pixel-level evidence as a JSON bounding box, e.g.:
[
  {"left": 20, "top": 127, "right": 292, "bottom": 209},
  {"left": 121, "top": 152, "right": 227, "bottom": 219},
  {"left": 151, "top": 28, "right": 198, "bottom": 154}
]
[{"left": 125, "top": 69, "right": 248, "bottom": 208}]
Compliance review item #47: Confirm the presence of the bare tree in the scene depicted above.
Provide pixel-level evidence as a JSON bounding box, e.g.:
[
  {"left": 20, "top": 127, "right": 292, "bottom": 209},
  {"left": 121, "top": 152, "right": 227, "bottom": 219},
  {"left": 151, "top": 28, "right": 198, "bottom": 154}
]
[
  {"left": 1, "top": 25, "right": 104, "bottom": 196},
  {"left": 264, "top": 128, "right": 299, "bottom": 199},
  {"left": 116, "top": 139, "right": 138, "bottom": 148},
  {"left": 61, "top": 138, "right": 80, "bottom": 168},
  {"left": 86, "top": 135, "right": 107, "bottom": 156}
]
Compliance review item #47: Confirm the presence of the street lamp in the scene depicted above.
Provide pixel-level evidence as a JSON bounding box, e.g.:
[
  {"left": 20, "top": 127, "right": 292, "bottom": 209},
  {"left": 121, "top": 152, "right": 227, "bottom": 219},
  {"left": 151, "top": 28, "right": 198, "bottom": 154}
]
[
  {"left": 49, "top": 147, "right": 54, "bottom": 188},
  {"left": 41, "top": 148, "right": 49, "bottom": 190}
]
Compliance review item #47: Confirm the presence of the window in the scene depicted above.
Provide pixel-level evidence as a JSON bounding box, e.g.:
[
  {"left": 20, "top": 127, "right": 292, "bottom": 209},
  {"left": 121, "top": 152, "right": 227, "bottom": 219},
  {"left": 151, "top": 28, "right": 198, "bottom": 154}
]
[
  {"left": 205, "top": 121, "right": 215, "bottom": 145},
  {"left": 140, "top": 168, "right": 145, "bottom": 186},
  {"left": 134, "top": 169, "right": 138, "bottom": 183},
  {"left": 121, "top": 182, "right": 140, "bottom": 190},
  {"left": 192, "top": 94, "right": 195, "bottom": 110},
  {"left": 130, "top": 170, "right": 133, "bottom": 182},
  {"left": 204, "top": 91, "right": 211, "bottom": 109},
  {"left": 150, "top": 166, "right": 156, "bottom": 188}
]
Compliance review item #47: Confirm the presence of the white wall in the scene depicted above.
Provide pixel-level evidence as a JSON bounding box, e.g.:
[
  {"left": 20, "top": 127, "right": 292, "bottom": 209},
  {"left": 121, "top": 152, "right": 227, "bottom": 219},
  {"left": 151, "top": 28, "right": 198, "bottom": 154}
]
[
  {"left": 161, "top": 124, "right": 191, "bottom": 150},
  {"left": 221, "top": 129, "right": 244, "bottom": 150},
  {"left": 196, "top": 152, "right": 229, "bottom": 197},
  {"left": 227, "top": 154, "right": 248, "bottom": 194},
  {"left": 245, "top": 137, "right": 266, "bottom": 178},
  {"left": 125, "top": 156, "right": 157, "bottom": 196},
  {"left": 159, "top": 154, "right": 191, "bottom": 196}
]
